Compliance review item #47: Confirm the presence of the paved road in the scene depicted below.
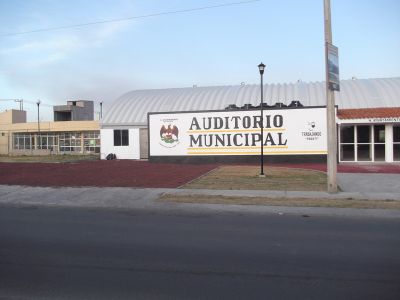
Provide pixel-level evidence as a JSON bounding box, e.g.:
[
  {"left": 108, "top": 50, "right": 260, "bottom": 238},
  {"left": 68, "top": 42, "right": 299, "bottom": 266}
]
[{"left": 1, "top": 206, "right": 399, "bottom": 300}]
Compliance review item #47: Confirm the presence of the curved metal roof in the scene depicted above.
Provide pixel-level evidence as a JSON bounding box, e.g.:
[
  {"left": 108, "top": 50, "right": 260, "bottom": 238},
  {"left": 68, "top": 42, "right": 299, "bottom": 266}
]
[{"left": 102, "top": 77, "right": 400, "bottom": 127}]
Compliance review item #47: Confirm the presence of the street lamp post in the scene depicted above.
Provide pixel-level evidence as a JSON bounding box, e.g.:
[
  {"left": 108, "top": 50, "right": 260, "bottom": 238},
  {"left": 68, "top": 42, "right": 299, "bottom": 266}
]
[
  {"left": 37, "top": 100, "right": 41, "bottom": 150},
  {"left": 258, "top": 63, "right": 266, "bottom": 177}
]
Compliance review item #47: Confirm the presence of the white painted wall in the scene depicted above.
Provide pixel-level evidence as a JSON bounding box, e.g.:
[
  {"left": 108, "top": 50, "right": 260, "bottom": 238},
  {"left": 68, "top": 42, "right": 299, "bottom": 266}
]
[
  {"left": 385, "top": 125, "right": 394, "bottom": 162},
  {"left": 100, "top": 128, "right": 140, "bottom": 160}
]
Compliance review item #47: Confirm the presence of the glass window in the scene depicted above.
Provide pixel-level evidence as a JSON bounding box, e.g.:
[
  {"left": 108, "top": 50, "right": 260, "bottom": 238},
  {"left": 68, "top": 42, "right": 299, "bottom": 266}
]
[
  {"left": 357, "top": 126, "right": 370, "bottom": 143},
  {"left": 357, "top": 144, "right": 372, "bottom": 161},
  {"left": 374, "top": 125, "right": 385, "bottom": 143},
  {"left": 19, "top": 137, "right": 25, "bottom": 149},
  {"left": 114, "top": 129, "right": 129, "bottom": 146},
  {"left": 114, "top": 130, "right": 121, "bottom": 146},
  {"left": 394, "top": 144, "right": 400, "bottom": 161},
  {"left": 374, "top": 144, "right": 385, "bottom": 161},
  {"left": 340, "top": 125, "right": 354, "bottom": 143},
  {"left": 122, "top": 130, "right": 129, "bottom": 146},
  {"left": 41, "top": 136, "right": 47, "bottom": 149},
  {"left": 13, "top": 137, "right": 18, "bottom": 149},
  {"left": 394, "top": 126, "right": 400, "bottom": 161},
  {"left": 83, "top": 131, "right": 100, "bottom": 153},
  {"left": 340, "top": 144, "right": 354, "bottom": 161},
  {"left": 12, "top": 133, "right": 37, "bottom": 150},
  {"left": 25, "top": 137, "right": 31, "bottom": 149},
  {"left": 394, "top": 126, "right": 400, "bottom": 143}
]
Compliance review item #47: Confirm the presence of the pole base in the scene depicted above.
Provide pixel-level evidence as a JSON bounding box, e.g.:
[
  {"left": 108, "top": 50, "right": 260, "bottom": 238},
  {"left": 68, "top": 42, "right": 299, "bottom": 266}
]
[{"left": 258, "top": 174, "right": 266, "bottom": 178}]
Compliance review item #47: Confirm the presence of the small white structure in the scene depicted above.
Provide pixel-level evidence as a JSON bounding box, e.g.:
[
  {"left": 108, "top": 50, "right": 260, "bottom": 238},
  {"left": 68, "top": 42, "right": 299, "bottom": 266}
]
[{"left": 100, "top": 128, "right": 140, "bottom": 160}]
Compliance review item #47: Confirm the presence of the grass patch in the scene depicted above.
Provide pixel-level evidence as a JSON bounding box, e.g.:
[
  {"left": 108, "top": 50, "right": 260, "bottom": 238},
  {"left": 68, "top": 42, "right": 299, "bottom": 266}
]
[
  {"left": 159, "top": 194, "right": 400, "bottom": 210},
  {"left": 0, "top": 154, "right": 99, "bottom": 163},
  {"left": 181, "top": 166, "right": 327, "bottom": 191}
]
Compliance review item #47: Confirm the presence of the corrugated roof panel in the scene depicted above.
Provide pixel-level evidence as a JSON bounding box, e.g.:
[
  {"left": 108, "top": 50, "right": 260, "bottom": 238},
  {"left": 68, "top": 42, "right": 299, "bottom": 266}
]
[{"left": 102, "top": 77, "right": 400, "bottom": 127}]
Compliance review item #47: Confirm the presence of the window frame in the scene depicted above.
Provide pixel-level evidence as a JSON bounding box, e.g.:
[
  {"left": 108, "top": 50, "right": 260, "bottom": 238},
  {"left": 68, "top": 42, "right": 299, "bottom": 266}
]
[{"left": 113, "top": 129, "right": 129, "bottom": 146}]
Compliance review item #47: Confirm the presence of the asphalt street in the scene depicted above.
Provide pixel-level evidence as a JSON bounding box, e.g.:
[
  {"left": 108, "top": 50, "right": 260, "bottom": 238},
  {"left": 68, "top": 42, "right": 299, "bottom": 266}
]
[{"left": 0, "top": 206, "right": 399, "bottom": 300}]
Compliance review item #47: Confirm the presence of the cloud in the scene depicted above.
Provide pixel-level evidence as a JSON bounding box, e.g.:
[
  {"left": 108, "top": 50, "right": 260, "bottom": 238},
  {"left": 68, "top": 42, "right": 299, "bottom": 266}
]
[{"left": 1, "top": 21, "right": 129, "bottom": 68}]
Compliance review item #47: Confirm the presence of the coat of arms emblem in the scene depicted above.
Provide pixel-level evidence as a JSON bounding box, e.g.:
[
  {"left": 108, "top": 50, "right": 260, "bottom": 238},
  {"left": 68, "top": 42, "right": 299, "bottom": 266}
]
[{"left": 160, "top": 124, "right": 179, "bottom": 147}]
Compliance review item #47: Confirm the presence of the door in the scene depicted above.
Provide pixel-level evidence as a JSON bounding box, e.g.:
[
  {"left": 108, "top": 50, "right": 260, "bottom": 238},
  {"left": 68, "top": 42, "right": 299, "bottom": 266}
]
[{"left": 139, "top": 128, "right": 149, "bottom": 159}]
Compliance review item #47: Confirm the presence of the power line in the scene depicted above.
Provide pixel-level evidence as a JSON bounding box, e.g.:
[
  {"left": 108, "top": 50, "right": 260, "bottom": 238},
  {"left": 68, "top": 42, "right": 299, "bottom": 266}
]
[
  {"left": 23, "top": 100, "right": 56, "bottom": 107},
  {"left": 0, "top": 99, "right": 55, "bottom": 108},
  {"left": 0, "top": 0, "right": 261, "bottom": 37}
]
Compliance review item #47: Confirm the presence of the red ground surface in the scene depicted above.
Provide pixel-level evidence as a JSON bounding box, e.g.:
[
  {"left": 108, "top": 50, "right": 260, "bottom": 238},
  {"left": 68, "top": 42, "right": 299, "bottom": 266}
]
[
  {"left": 0, "top": 161, "right": 398, "bottom": 188},
  {"left": 0, "top": 161, "right": 219, "bottom": 188}
]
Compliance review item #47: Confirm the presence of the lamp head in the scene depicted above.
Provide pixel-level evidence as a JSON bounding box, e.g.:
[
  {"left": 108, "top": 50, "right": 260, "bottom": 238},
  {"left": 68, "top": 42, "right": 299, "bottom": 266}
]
[{"left": 258, "top": 62, "right": 266, "bottom": 75}]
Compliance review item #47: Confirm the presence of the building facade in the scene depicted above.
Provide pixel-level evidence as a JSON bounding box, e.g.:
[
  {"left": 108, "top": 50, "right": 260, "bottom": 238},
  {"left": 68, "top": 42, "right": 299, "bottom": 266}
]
[
  {"left": 337, "top": 108, "right": 400, "bottom": 162},
  {"left": 0, "top": 109, "right": 100, "bottom": 156},
  {"left": 101, "top": 77, "right": 400, "bottom": 163}
]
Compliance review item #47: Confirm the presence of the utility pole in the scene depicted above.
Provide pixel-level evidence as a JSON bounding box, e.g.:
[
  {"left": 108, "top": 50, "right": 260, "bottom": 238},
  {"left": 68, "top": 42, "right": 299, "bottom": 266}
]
[{"left": 324, "top": 0, "right": 338, "bottom": 193}]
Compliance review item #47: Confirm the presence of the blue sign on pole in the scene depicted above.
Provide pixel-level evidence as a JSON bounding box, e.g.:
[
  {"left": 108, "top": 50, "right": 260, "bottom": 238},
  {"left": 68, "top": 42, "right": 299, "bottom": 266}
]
[{"left": 327, "top": 43, "right": 340, "bottom": 91}]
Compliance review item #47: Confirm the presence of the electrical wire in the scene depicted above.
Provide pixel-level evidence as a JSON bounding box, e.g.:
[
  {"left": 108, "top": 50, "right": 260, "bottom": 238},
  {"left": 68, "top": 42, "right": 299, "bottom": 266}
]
[{"left": 0, "top": 0, "right": 261, "bottom": 37}]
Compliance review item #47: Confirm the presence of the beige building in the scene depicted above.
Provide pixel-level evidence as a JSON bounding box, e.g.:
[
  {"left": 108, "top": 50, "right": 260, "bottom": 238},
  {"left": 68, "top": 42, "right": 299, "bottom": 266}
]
[{"left": 0, "top": 109, "right": 100, "bottom": 156}]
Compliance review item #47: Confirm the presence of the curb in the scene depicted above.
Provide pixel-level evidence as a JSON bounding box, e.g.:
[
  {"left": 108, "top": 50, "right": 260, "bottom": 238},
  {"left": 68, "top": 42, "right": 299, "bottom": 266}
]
[{"left": 168, "top": 188, "right": 400, "bottom": 201}]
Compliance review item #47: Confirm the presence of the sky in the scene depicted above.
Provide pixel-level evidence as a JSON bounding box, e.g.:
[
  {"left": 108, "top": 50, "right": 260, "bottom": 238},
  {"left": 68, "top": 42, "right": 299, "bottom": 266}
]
[{"left": 0, "top": 0, "right": 399, "bottom": 121}]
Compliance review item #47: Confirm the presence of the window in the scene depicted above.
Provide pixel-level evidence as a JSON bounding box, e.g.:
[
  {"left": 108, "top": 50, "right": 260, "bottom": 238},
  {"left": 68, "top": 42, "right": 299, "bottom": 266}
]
[
  {"left": 394, "top": 125, "right": 400, "bottom": 161},
  {"left": 83, "top": 131, "right": 100, "bottom": 153},
  {"left": 114, "top": 129, "right": 129, "bottom": 146},
  {"left": 59, "top": 132, "right": 77, "bottom": 152},
  {"left": 13, "top": 133, "right": 34, "bottom": 150},
  {"left": 374, "top": 125, "right": 385, "bottom": 161},
  {"left": 356, "top": 126, "right": 372, "bottom": 161},
  {"left": 339, "top": 125, "right": 354, "bottom": 161}
]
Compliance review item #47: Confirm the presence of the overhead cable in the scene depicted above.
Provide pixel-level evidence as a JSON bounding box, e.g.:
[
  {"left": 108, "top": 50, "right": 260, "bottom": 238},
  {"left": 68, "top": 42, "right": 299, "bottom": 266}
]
[{"left": 0, "top": 0, "right": 261, "bottom": 37}]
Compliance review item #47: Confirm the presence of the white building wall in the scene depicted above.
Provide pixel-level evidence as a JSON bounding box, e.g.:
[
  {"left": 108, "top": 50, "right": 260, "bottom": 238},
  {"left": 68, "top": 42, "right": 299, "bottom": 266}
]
[
  {"left": 100, "top": 128, "right": 140, "bottom": 160},
  {"left": 385, "top": 125, "right": 394, "bottom": 162}
]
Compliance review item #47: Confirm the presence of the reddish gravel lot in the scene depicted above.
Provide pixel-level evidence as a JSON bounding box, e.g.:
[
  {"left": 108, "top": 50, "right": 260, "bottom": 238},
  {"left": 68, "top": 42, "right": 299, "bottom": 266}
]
[
  {"left": 0, "top": 161, "right": 219, "bottom": 188},
  {"left": 0, "top": 161, "right": 398, "bottom": 188}
]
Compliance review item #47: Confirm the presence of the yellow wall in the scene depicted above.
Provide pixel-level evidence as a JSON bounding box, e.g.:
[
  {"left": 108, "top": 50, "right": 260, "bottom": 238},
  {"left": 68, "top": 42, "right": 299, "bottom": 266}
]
[
  {"left": 0, "top": 109, "right": 26, "bottom": 126},
  {"left": 1, "top": 120, "right": 99, "bottom": 133}
]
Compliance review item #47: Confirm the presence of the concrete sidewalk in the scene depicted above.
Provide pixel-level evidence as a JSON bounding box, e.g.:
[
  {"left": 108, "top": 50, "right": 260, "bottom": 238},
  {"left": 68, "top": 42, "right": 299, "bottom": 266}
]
[
  {"left": 1, "top": 170, "right": 399, "bottom": 219},
  {"left": 338, "top": 173, "right": 400, "bottom": 194},
  {"left": 0, "top": 183, "right": 399, "bottom": 219}
]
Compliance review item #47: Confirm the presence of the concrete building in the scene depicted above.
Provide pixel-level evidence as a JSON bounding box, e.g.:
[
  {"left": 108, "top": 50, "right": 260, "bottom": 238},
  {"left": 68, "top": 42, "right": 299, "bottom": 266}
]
[
  {"left": 54, "top": 100, "right": 94, "bottom": 121},
  {"left": 101, "top": 77, "right": 400, "bottom": 163}
]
